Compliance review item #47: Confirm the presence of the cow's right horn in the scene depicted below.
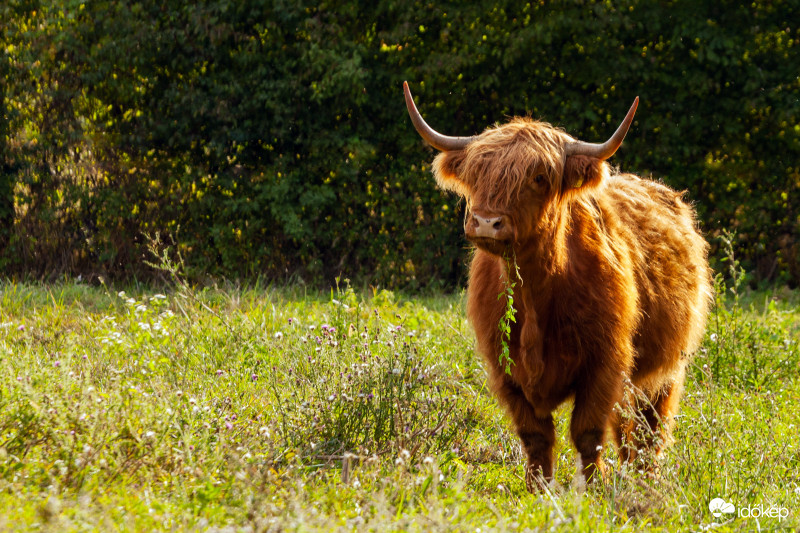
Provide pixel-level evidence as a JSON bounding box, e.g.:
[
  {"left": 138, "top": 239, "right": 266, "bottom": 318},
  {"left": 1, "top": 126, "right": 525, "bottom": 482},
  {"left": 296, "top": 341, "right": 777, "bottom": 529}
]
[
  {"left": 403, "top": 81, "right": 477, "bottom": 151},
  {"left": 565, "top": 97, "right": 639, "bottom": 160}
]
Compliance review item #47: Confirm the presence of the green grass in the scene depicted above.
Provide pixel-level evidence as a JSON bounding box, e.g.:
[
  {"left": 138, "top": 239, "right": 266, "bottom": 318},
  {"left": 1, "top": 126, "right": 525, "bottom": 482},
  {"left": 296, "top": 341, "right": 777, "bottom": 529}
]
[{"left": 0, "top": 277, "right": 798, "bottom": 532}]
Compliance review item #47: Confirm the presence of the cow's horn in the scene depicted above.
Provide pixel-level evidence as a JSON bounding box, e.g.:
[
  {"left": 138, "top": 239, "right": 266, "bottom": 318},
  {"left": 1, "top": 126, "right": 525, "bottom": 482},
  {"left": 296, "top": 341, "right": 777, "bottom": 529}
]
[
  {"left": 565, "top": 97, "right": 639, "bottom": 160},
  {"left": 403, "top": 81, "right": 477, "bottom": 151}
]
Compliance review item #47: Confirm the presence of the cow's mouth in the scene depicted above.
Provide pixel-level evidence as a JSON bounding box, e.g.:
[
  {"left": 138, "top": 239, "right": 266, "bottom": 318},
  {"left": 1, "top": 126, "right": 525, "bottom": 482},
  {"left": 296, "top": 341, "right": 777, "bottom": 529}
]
[{"left": 467, "top": 236, "right": 511, "bottom": 256}]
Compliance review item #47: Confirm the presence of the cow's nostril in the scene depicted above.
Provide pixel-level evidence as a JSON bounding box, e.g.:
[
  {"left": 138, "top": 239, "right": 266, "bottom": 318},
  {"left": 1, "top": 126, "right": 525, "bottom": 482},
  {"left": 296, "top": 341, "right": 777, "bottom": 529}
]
[{"left": 492, "top": 219, "right": 503, "bottom": 230}]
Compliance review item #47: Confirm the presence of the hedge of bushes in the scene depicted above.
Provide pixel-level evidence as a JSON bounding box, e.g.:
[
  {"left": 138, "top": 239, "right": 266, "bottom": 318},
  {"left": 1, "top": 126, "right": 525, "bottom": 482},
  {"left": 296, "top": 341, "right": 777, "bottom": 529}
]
[{"left": 2, "top": 0, "right": 799, "bottom": 288}]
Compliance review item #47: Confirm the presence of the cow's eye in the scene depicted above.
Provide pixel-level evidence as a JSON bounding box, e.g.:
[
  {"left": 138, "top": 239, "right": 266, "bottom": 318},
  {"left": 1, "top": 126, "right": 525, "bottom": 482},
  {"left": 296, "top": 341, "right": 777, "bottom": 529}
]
[{"left": 534, "top": 174, "right": 545, "bottom": 185}]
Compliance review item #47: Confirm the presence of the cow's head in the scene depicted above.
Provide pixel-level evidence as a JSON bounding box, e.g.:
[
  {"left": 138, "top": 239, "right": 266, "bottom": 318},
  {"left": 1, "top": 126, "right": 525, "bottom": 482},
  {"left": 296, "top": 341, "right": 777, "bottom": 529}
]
[{"left": 404, "top": 81, "right": 638, "bottom": 257}]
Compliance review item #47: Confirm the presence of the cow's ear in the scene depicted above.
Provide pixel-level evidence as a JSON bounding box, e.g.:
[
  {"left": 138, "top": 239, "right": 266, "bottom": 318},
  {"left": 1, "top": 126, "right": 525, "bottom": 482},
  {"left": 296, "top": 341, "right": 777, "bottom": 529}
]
[
  {"left": 562, "top": 155, "right": 606, "bottom": 194},
  {"left": 432, "top": 150, "right": 469, "bottom": 194}
]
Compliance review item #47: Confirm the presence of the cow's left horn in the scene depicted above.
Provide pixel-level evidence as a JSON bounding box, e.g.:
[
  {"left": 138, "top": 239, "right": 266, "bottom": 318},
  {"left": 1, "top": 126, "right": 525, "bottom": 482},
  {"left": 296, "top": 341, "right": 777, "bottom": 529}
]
[
  {"left": 403, "top": 81, "right": 477, "bottom": 151},
  {"left": 565, "top": 97, "right": 639, "bottom": 160}
]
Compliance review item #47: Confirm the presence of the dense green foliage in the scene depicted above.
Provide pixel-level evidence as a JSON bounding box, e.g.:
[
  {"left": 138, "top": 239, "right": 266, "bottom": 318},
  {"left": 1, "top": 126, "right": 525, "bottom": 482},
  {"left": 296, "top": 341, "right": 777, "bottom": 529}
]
[
  {"left": 0, "top": 280, "right": 798, "bottom": 529},
  {"left": 2, "top": 1, "right": 799, "bottom": 287}
]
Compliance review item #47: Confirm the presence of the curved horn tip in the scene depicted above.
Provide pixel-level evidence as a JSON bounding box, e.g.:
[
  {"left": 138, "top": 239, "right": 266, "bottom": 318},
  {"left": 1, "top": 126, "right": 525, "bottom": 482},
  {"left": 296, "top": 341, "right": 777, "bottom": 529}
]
[
  {"left": 626, "top": 97, "right": 639, "bottom": 120},
  {"left": 403, "top": 82, "right": 419, "bottom": 113},
  {"left": 564, "top": 95, "right": 640, "bottom": 160},
  {"left": 403, "top": 81, "right": 413, "bottom": 99},
  {"left": 402, "top": 81, "right": 476, "bottom": 152},
  {"left": 624, "top": 96, "right": 639, "bottom": 122},
  {"left": 402, "top": 81, "right": 419, "bottom": 114}
]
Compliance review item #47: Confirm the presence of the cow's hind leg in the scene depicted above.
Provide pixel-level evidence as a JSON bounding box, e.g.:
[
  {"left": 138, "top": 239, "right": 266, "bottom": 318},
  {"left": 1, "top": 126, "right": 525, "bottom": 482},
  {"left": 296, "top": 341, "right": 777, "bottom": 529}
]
[
  {"left": 571, "top": 370, "right": 626, "bottom": 485},
  {"left": 616, "top": 366, "right": 686, "bottom": 470}
]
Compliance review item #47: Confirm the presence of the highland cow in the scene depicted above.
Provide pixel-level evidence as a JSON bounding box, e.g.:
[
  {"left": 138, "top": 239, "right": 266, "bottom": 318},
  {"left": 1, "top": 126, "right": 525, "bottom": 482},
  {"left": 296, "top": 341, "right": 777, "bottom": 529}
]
[{"left": 403, "top": 82, "right": 712, "bottom": 491}]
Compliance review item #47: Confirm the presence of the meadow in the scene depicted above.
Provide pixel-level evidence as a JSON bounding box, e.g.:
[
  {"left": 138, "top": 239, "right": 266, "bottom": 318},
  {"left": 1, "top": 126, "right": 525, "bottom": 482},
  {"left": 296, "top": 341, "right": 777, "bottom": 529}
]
[{"left": 0, "top": 266, "right": 798, "bottom": 531}]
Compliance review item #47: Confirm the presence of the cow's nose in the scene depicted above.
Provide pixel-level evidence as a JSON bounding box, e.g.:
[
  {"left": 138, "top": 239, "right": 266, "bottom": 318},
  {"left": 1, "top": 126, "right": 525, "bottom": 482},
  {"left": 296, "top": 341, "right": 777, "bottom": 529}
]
[{"left": 471, "top": 214, "right": 506, "bottom": 238}]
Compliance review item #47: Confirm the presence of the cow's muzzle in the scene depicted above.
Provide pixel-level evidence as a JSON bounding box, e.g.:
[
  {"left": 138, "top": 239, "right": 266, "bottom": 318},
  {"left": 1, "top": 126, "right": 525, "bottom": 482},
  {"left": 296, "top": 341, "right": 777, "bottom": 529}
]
[
  {"left": 467, "top": 213, "right": 509, "bottom": 238},
  {"left": 465, "top": 212, "right": 513, "bottom": 253}
]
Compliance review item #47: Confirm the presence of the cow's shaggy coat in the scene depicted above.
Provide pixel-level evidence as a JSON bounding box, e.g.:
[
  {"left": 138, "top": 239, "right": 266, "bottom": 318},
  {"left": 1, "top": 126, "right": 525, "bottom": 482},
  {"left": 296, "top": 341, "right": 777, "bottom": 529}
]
[{"left": 406, "top": 85, "right": 712, "bottom": 491}]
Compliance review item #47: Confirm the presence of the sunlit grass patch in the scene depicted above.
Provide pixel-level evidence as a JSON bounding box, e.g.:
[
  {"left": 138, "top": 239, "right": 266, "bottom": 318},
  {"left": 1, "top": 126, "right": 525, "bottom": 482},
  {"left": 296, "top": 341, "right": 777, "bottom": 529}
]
[{"left": 0, "top": 277, "right": 798, "bottom": 531}]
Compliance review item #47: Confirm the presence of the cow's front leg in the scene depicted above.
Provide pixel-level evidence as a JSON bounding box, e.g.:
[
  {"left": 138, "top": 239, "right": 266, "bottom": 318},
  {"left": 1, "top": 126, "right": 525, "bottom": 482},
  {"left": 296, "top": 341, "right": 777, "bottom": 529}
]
[
  {"left": 570, "top": 370, "right": 625, "bottom": 485},
  {"left": 520, "top": 413, "right": 556, "bottom": 493},
  {"left": 492, "top": 375, "right": 555, "bottom": 493}
]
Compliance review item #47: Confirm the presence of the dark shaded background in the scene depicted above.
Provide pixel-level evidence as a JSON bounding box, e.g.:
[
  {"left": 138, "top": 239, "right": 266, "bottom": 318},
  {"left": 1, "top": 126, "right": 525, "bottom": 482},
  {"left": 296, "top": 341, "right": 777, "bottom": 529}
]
[{"left": 1, "top": 1, "right": 798, "bottom": 289}]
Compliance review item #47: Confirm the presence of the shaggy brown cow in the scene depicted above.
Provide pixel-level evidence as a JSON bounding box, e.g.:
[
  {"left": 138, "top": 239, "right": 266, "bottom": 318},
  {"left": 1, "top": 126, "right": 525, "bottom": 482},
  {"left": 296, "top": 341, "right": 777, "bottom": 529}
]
[{"left": 403, "top": 82, "right": 712, "bottom": 491}]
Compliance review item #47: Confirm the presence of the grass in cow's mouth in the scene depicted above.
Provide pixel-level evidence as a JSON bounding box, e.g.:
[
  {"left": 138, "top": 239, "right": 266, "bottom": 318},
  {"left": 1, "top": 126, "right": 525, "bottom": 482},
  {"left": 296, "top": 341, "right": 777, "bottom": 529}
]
[{"left": 0, "top": 275, "right": 798, "bottom": 531}]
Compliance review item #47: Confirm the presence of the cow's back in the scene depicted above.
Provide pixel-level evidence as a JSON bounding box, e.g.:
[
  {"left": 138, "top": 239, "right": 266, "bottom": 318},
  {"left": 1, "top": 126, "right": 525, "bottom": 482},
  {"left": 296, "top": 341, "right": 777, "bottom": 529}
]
[{"left": 599, "top": 173, "right": 712, "bottom": 390}]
